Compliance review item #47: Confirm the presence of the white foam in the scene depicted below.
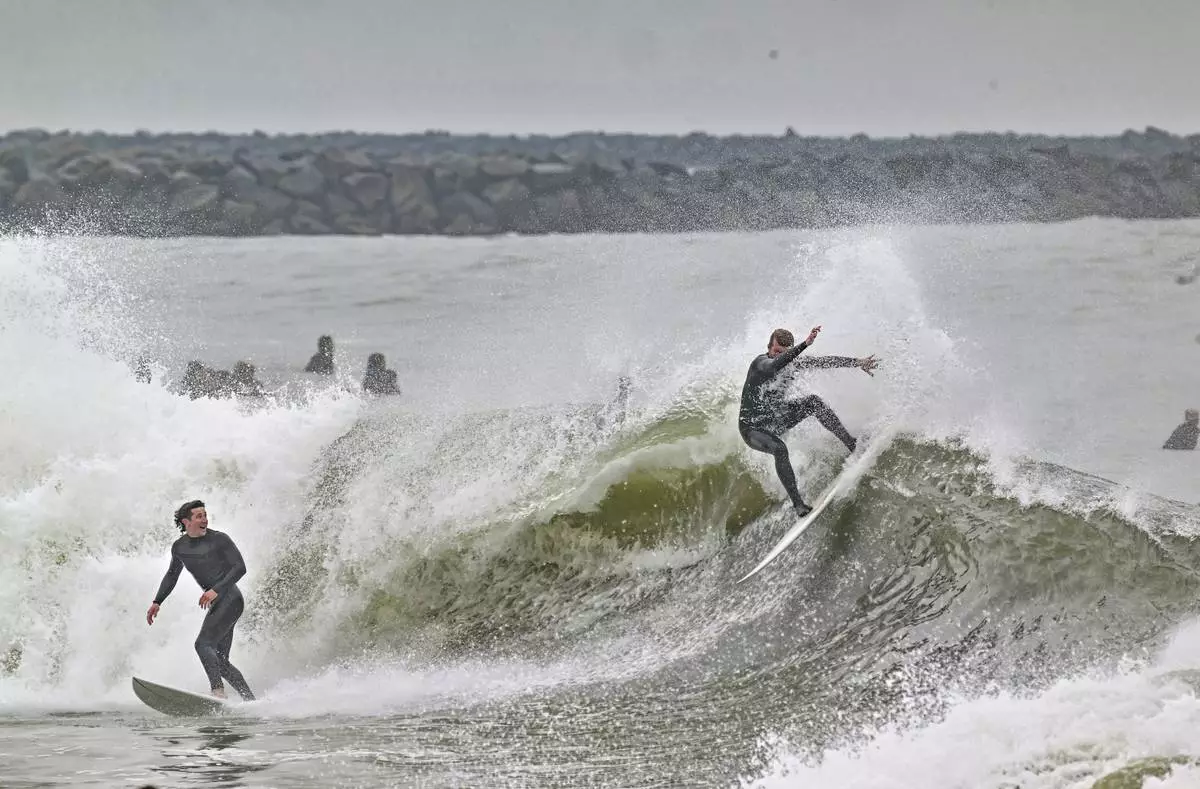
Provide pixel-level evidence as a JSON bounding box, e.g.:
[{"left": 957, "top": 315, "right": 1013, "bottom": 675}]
[
  {"left": 0, "top": 237, "right": 363, "bottom": 705},
  {"left": 742, "top": 618, "right": 1200, "bottom": 789}
]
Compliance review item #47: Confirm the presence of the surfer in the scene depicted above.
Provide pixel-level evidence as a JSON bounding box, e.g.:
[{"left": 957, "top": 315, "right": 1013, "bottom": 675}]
[
  {"left": 739, "top": 326, "right": 878, "bottom": 516},
  {"left": 1162, "top": 408, "right": 1199, "bottom": 450},
  {"left": 145, "top": 500, "right": 256, "bottom": 701},
  {"left": 304, "top": 334, "right": 336, "bottom": 375}
]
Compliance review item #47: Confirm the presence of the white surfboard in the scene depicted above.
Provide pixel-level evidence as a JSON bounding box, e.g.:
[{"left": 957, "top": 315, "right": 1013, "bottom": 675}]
[
  {"left": 132, "top": 676, "right": 230, "bottom": 716},
  {"left": 737, "top": 434, "right": 885, "bottom": 584}
]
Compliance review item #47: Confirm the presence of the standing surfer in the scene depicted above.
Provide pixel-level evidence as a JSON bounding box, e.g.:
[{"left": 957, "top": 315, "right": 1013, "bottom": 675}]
[{"left": 145, "top": 500, "right": 256, "bottom": 701}]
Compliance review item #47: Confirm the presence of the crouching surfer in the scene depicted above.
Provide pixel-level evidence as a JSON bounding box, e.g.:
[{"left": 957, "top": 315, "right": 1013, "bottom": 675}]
[{"left": 738, "top": 325, "right": 878, "bottom": 516}]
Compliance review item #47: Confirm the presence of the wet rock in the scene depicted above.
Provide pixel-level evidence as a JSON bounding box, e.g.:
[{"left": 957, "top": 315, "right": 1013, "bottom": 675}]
[
  {"left": 276, "top": 160, "right": 327, "bottom": 200},
  {"left": 4, "top": 127, "right": 1200, "bottom": 236},
  {"left": 342, "top": 171, "right": 389, "bottom": 210},
  {"left": 439, "top": 191, "right": 498, "bottom": 235},
  {"left": 387, "top": 160, "right": 438, "bottom": 233}
]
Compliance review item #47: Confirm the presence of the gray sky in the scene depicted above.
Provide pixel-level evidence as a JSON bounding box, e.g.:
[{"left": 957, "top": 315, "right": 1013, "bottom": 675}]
[{"left": 3, "top": 0, "right": 1199, "bottom": 137}]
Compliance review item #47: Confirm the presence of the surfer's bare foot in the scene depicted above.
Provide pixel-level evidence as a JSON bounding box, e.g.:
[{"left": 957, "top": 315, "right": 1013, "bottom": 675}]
[
  {"left": 211, "top": 687, "right": 227, "bottom": 699},
  {"left": 793, "top": 502, "right": 813, "bottom": 518}
]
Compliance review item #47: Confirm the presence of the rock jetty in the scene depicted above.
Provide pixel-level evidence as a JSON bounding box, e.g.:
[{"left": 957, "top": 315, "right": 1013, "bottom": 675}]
[{"left": 1, "top": 127, "right": 1199, "bottom": 237}]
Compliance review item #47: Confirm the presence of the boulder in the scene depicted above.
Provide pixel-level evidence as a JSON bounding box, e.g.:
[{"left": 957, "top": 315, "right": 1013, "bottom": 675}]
[
  {"left": 315, "top": 148, "right": 377, "bottom": 181},
  {"left": 0, "top": 171, "right": 14, "bottom": 209},
  {"left": 525, "top": 162, "right": 577, "bottom": 192},
  {"left": 479, "top": 156, "right": 529, "bottom": 179},
  {"left": 220, "top": 165, "right": 259, "bottom": 199},
  {"left": 235, "top": 151, "right": 293, "bottom": 188},
  {"left": 481, "top": 177, "right": 532, "bottom": 206},
  {"left": 332, "top": 209, "right": 388, "bottom": 235},
  {"left": 276, "top": 161, "right": 327, "bottom": 200},
  {"left": 326, "top": 192, "right": 359, "bottom": 217},
  {"left": 0, "top": 148, "right": 30, "bottom": 183},
  {"left": 534, "top": 189, "right": 583, "bottom": 232},
  {"left": 439, "top": 191, "right": 498, "bottom": 235},
  {"left": 342, "top": 171, "right": 389, "bottom": 210},
  {"left": 170, "top": 184, "right": 221, "bottom": 215},
  {"left": 387, "top": 160, "right": 438, "bottom": 232},
  {"left": 13, "top": 173, "right": 66, "bottom": 208},
  {"left": 288, "top": 200, "right": 331, "bottom": 234},
  {"left": 168, "top": 170, "right": 203, "bottom": 193},
  {"left": 215, "top": 199, "right": 263, "bottom": 234},
  {"left": 427, "top": 154, "right": 480, "bottom": 197},
  {"left": 243, "top": 185, "right": 294, "bottom": 220},
  {"left": 185, "top": 156, "right": 235, "bottom": 180}
]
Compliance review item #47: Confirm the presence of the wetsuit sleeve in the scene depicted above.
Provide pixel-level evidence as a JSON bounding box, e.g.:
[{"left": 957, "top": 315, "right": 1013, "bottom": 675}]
[
  {"left": 793, "top": 355, "right": 861, "bottom": 369},
  {"left": 209, "top": 533, "right": 247, "bottom": 597},
  {"left": 1163, "top": 425, "right": 1195, "bottom": 450},
  {"left": 153, "top": 548, "right": 183, "bottom": 605},
  {"left": 758, "top": 341, "right": 811, "bottom": 376}
]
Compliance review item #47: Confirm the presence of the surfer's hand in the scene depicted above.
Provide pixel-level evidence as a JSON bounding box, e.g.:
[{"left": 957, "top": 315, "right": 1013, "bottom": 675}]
[
  {"left": 806, "top": 325, "right": 821, "bottom": 344},
  {"left": 146, "top": 603, "right": 159, "bottom": 626},
  {"left": 199, "top": 590, "right": 218, "bottom": 609},
  {"left": 858, "top": 355, "right": 878, "bottom": 376}
]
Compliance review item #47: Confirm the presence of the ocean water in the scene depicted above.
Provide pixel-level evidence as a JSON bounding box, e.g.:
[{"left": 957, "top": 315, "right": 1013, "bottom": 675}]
[{"left": 0, "top": 219, "right": 1198, "bottom": 788}]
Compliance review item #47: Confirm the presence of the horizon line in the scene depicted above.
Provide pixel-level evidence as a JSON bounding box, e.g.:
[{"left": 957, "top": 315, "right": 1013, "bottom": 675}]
[{"left": 2, "top": 124, "right": 1198, "bottom": 141}]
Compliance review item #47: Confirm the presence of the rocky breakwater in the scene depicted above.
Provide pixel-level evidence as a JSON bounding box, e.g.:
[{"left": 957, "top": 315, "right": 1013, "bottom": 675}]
[{"left": 2, "top": 129, "right": 1200, "bottom": 236}]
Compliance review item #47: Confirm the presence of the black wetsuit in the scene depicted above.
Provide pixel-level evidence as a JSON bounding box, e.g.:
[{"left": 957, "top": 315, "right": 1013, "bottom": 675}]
[
  {"left": 1163, "top": 421, "right": 1198, "bottom": 450},
  {"left": 305, "top": 351, "right": 334, "bottom": 375},
  {"left": 738, "top": 342, "right": 859, "bottom": 510},
  {"left": 153, "top": 529, "right": 256, "bottom": 700}
]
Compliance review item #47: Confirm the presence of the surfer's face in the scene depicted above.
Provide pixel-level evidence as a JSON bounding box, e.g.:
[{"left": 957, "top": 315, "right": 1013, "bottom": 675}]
[{"left": 182, "top": 508, "right": 208, "bottom": 534}]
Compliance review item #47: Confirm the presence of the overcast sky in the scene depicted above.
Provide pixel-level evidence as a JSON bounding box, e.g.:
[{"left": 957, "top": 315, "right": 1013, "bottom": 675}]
[{"left": 3, "top": 0, "right": 1198, "bottom": 137}]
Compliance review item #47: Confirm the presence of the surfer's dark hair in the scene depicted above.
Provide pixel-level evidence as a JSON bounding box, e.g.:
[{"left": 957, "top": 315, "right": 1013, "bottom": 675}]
[
  {"left": 769, "top": 328, "right": 794, "bottom": 349},
  {"left": 175, "top": 499, "right": 206, "bottom": 531}
]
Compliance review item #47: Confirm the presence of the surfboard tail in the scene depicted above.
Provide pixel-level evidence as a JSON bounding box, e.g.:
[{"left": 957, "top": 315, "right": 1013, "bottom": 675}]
[
  {"left": 736, "top": 504, "right": 825, "bottom": 583},
  {"left": 737, "top": 432, "right": 889, "bottom": 583}
]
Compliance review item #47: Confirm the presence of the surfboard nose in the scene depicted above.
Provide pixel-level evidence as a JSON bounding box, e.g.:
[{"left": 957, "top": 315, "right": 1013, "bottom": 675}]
[{"left": 131, "top": 676, "right": 230, "bottom": 716}]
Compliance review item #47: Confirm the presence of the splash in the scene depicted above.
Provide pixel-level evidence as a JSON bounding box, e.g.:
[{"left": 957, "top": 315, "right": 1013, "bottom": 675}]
[
  {"left": 740, "top": 619, "right": 1200, "bottom": 789},
  {"left": 0, "top": 236, "right": 362, "bottom": 704},
  {"left": 1, "top": 228, "right": 1195, "bottom": 753}
]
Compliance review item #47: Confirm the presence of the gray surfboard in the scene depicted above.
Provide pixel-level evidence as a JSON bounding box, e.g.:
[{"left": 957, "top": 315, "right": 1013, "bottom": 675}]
[{"left": 132, "top": 676, "right": 230, "bottom": 716}]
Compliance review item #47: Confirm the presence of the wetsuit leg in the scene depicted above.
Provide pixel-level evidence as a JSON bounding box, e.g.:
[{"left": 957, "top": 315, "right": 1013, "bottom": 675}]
[
  {"left": 740, "top": 426, "right": 810, "bottom": 512},
  {"left": 215, "top": 620, "right": 256, "bottom": 701},
  {"left": 782, "top": 395, "right": 857, "bottom": 452},
  {"left": 195, "top": 590, "right": 254, "bottom": 699}
]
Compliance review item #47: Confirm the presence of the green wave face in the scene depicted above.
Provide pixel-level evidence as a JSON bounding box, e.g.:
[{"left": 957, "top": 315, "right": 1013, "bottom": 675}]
[{"left": 248, "top": 396, "right": 1200, "bottom": 702}]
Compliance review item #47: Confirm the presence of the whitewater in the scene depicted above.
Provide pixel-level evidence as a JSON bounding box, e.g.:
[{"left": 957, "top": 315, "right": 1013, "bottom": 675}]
[{"left": 1, "top": 219, "right": 1198, "bottom": 788}]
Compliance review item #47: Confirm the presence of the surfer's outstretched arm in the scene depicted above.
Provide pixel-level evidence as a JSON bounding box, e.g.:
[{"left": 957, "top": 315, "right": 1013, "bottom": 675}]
[
  {"left": 794, "top": 355, "right": 858, "bottom": 369},
  {"left": 152, "top": 552, "right": 183, "bottom": 606},
  {"left": 795, "top": 354, "right": 879, "bottom": 376}
]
